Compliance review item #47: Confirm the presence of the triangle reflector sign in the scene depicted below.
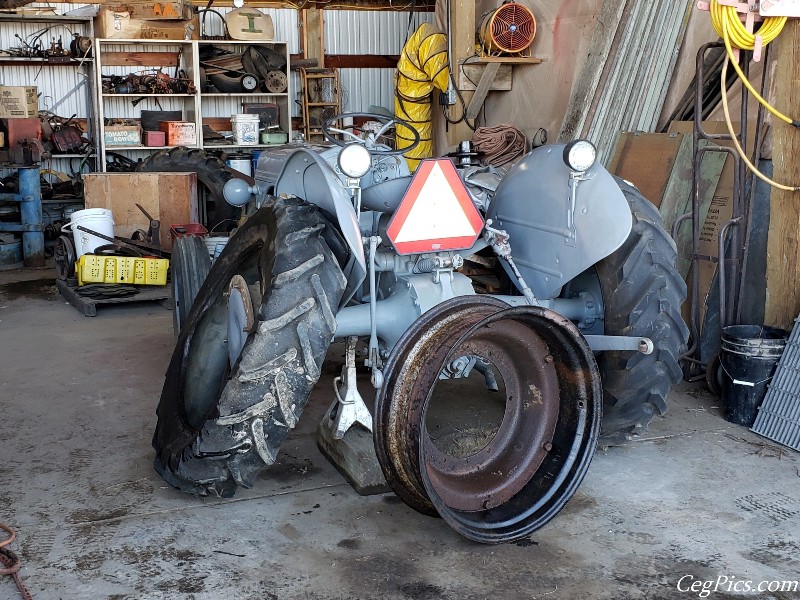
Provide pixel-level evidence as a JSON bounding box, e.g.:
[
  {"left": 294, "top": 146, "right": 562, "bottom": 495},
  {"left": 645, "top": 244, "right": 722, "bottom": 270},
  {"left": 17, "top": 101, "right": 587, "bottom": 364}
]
[{"left": 387, "top": 159, "right": 484, "bottom": 255}]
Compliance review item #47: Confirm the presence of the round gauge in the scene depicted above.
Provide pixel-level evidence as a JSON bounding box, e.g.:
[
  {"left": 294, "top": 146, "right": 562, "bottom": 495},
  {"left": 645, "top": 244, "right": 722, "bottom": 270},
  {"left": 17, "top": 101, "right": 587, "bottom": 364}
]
[{"left": 241, "top": 74, "right": 259, "bottom": 92}]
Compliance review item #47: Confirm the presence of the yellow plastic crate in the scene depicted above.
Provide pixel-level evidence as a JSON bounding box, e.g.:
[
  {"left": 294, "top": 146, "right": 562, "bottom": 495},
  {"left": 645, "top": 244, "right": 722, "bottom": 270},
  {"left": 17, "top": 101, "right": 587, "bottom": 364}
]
[{"left": 76, "top": 255, "right": 169, "bottom": 286}]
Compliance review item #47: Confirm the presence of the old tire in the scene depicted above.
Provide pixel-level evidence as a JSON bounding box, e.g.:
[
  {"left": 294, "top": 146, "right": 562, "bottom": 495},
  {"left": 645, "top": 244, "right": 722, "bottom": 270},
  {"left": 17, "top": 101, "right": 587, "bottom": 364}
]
[
  {"left": 594, "top": 179, "right": 689, "bottom": 437},
  {"left": 136, "top": 147, "right": 239, "bottom": 232},
  {"left": 153, "top": 198, "right": 346, "bottom": 496},
  {"left": 171, "top": 235, "right": 211, "bottom": 338}
]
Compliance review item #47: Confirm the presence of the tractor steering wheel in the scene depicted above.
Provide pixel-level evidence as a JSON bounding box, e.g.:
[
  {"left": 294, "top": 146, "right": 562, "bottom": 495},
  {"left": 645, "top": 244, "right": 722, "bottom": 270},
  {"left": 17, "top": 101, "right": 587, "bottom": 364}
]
[{"left": 321, "top": 112, "right": 421, "bottom": 156}]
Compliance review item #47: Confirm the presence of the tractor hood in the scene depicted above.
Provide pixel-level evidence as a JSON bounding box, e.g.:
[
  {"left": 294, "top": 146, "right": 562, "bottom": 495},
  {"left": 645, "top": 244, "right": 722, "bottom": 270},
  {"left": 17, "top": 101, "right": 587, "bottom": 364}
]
[{"left": 487, "top": 144, "right": 632, "bottom": 300}]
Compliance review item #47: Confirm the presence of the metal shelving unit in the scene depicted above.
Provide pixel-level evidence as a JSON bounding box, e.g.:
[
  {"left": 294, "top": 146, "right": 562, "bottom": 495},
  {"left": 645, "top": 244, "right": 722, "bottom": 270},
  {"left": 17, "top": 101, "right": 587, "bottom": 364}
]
[
  {"left": 0, "top": 13, "right": 98, "bottom": 173},
  {"left": 94, "top": 38, "right": 292, "bottom": 171}
]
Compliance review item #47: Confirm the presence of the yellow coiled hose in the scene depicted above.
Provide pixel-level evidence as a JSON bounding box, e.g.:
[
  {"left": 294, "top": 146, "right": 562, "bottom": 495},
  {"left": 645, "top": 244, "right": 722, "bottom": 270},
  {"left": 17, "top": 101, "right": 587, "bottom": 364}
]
[{"left": 710, "top": 0, "right": 799, "bottom": 191}]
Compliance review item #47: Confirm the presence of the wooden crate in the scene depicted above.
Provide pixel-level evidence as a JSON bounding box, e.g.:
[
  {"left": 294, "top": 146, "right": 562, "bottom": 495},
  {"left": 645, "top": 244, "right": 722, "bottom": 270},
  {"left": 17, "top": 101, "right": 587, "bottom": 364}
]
[{"left": 82, "top": 172, "right": 198, "bottom": 252}]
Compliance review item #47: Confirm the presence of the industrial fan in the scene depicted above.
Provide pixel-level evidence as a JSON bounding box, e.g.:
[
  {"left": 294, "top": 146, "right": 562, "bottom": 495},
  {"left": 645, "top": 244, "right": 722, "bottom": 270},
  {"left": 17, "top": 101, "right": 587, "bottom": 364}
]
[{"left": 478, "top": 2, "right": 537, "bottom": 55}]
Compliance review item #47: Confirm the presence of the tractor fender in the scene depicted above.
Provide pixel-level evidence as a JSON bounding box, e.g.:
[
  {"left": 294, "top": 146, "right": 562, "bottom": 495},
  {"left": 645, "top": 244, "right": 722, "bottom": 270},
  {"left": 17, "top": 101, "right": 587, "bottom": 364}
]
[
  {"left": 487, "top": 144, "right": 632, "bottom": 300},
  {"left": 272, "top": 148, "right": 367, "bottom": 305}
]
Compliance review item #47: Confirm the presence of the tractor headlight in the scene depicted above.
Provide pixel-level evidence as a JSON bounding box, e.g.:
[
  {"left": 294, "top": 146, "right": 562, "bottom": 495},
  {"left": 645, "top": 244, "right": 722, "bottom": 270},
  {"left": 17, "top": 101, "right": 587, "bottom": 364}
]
[
  {"left": 337, "top": 143, "right": 372, "bottom": 179},
  {"left": 563, "top": 140, "right": 597, "bottom": 173}
]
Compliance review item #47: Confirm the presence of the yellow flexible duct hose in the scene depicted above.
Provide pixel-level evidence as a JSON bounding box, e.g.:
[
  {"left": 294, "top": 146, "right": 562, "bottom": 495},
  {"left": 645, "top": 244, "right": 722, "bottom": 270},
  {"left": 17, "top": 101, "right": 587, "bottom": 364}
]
[{"left": 394, "top": 23, "right": 450, "bottom": 171}]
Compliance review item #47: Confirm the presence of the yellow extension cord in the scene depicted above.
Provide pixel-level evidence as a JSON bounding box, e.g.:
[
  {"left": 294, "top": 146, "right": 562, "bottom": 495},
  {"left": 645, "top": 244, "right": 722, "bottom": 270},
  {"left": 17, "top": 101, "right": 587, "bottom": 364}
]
[{"left": 710, "top": 0, "right": 799, "bottom": 191}]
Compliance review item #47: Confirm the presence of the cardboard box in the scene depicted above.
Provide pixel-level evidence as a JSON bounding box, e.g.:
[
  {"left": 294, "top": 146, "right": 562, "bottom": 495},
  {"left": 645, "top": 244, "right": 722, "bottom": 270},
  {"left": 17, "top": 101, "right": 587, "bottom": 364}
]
[
  {"left": 160, "top": 121, "right": 195, "bottom": 145},
  {"left": 95, "top": 8, "right": 198, "bottom": 39},
  {"left": 0, "top": 86, "right": 38, "bottom": 119},
  {"left": 140, "top": 17, "right": 198, "bottom": 39},
  {"left": 104, "top": 125, "right": 141, "bottom": 147},
  {"left": 83, "top": 172, "right": 198, "bottom": 251},
  {"left": 116, "top": 1, "right": 191, "bottom": 20},
  {"left": 143, "top": 130, "right": 165, "bottom": 146}
]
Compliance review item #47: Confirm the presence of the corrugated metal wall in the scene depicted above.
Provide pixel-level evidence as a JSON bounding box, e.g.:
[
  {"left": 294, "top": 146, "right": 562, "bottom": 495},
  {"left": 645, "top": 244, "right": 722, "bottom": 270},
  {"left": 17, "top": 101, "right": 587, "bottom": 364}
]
[
  {"left": 0, "top": 15, "right": 93, "bottom": 120},
  {"left": 0, "top": 6, "right": 95, "bottom": 177},
  {"left": 325, "top": 10, "right": 433, "bottom": 112}
]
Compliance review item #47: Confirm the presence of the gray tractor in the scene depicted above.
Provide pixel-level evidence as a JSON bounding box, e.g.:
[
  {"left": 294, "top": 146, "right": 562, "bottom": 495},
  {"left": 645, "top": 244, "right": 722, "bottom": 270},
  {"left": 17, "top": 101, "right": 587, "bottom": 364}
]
[{"left": 153, "top": 113, "right": 688, "bottom": 543}]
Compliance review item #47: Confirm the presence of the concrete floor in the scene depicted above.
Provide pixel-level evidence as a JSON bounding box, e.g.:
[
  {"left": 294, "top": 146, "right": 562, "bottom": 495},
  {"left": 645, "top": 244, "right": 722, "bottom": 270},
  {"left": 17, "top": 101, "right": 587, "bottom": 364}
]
[{"left": 1, "top": 267, "right": 799, "bottom": 600}]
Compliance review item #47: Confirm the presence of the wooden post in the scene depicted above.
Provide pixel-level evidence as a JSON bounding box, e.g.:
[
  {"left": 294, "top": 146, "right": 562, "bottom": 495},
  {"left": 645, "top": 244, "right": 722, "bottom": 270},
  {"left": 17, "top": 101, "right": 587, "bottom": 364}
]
[
  {"left": 764, "top": 19, "right": 800, "bottom": 329},
  {"left": 302, "top": 7, "right": 324, "bottom": 68},
  {"left": 446, "top": 0, "right": 475, "bottom": 146}
]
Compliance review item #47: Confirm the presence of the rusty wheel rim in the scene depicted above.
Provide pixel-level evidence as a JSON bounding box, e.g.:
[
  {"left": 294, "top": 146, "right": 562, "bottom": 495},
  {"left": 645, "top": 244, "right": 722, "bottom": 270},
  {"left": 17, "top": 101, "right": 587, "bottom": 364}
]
[
  {"left": 420, "top": 307, "right": 602, "bottom": 543},
  {"left": 373, "top": 296, "right": 510, "bottom": 516},
  {"left": 421, "top": 318, "right": 561, "bottom": 512}
]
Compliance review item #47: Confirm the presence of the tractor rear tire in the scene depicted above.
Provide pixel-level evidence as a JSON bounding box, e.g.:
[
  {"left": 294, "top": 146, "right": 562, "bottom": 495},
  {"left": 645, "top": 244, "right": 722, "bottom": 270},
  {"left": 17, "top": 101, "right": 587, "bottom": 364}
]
[
  {"left": 170, "top": 235, "right": 211, "bottom": 338},
  {"left": 136, "top": 147, "right": 239, "bottom": 232},
  {"left": 595, "top": 179, "right": 689, "bottom": 438},
  {"left": 153, "top": 197, "right": 346, "bottom": 496}
]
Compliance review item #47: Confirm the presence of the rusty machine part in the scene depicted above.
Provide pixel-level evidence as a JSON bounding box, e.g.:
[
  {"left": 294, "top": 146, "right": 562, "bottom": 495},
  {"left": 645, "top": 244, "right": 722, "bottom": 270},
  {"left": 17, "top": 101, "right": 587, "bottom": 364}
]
[
  {"left": 70, "top": 34, "right": 92, "bottom": 58},
  {"left": 54, "top": 234, "right": 76, "bottom": 280},
  {"left": 478, "top": 3, "right": 536, "bottom": 55},
  {"left": 0, "top": 139, "right": 49, "bottom": 166},
  {"left": 264, "top": 70, "right": 288, "bottom": 93},
  {"left": 374, "top": 295, "right": 510, "bottom": 516},
  {"left": 101, "top": 72, "right": 196, "bottom": 95},
  {"left": 374, "top": 299, "right": 602, "bottom": 543}
]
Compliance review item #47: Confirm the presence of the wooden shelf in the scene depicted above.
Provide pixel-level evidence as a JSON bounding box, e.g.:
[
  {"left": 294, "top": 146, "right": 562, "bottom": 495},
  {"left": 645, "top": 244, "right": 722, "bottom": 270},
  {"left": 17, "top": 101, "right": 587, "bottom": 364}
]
[
  {"left": 470, "top": 56, "right": 544, "bottom": 64},
  {"left": 102, "top": 93, "right": 195, "bottom": 98},
  {"left": 105, "top": 145, "right": 197, "bottom": 151},
  {"left": 0, "top": 58, "right": 92, "bottom": 66},
  {"left": 202, "top": 93, "right": 288, "bottom": 97},
  {"left": 0, "top": 14, "right": 92, "bottom": 23},
  {"left": 203, "top": 143, "right": 288, "bottom": 149}
]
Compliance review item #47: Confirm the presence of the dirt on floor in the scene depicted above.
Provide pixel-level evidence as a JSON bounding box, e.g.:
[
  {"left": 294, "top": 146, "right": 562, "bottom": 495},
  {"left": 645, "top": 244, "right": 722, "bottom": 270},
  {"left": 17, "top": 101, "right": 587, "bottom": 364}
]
[{"left": 0, "top": 266, "right": 799, "bottom": 600}]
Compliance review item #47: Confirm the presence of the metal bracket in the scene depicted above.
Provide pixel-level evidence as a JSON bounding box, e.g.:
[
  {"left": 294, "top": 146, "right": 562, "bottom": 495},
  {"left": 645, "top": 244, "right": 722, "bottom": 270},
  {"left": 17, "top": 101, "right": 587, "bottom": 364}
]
[
  {"left": 484, "top": 221, "right": 539, "bottom": 306},
  {"left": 566, "top": 170, "right": 596, "bottom": 246},
  {"left": 324, "top": 336, "right": 373, "bottom": 439},
  {"left": 585, "top": 335, "right": 654, "bottom": 354}
]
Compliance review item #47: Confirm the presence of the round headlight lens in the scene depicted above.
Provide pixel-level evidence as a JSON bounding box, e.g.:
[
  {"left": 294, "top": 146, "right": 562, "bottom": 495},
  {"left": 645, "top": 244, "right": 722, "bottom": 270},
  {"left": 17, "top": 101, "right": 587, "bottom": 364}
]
[
  {"left": 563, "top": 140, "right": 597, "bottom": 172},
  {"left": 337, "top": 143, "right": 372, "bottom": 178}
]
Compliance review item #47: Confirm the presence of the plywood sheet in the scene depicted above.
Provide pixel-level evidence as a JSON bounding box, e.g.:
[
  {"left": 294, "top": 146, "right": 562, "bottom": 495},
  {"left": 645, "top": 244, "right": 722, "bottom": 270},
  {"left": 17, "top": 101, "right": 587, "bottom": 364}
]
[
  {"left": 82, "top": 172, "right": 198, "bottom": 252},
  {"left": 607, "top": 131, "right": 685, "bottom": 208}
]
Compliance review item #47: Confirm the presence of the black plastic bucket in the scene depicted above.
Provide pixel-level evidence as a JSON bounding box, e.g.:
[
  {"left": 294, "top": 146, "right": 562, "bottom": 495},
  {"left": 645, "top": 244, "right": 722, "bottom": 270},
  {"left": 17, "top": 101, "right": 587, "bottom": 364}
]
[{"left": 720, "top": 325, "right": 788, "bottom": 426}]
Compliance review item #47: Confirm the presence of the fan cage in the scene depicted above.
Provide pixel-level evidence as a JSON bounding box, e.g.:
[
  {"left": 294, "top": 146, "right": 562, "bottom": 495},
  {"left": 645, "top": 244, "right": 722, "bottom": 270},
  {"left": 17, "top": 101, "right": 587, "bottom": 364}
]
[{"left": 479, "top": 3, "right": 537, "bottom": 55}]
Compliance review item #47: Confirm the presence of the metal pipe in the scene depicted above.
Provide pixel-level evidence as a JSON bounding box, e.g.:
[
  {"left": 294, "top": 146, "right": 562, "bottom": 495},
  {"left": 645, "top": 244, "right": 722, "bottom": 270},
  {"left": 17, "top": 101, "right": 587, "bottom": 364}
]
[
  {"left": 671, "top": 212, "right": 692, "bottom": 242},
  {"left": 683, "top": 42, "right": 744, "bottom": 363},
  {"left": 736, "top": 44, "right": 770, "bottom": 325},
  {"left": 367, "top": 236, "right": 381, "bottom": 368},
  {"left": 718, "top": 217, "right": 741, "bottom": 330},
  {"left": 18, "top": 168, "right": 45, "bottom": 268}
]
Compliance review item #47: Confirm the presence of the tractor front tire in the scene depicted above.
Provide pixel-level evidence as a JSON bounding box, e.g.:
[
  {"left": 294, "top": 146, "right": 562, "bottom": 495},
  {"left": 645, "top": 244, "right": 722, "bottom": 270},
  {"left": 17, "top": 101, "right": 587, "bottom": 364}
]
[
  {"left": 595, "top": 179, "right": 689, "bottom": 438},
  {"left": 153, "top": 198, "right": 346, "bottom": 496},
  {"left": 170, "top": 235, "right": 211, "bottom": 338}
]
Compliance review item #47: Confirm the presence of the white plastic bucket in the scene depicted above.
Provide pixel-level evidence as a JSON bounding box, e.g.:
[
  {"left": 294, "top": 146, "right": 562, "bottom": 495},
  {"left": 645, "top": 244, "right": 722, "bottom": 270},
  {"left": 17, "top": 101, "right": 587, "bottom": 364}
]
[
  {"left": 204, "top": 236, "right": 229, "bottom": 260},
  {"left": 61, "top": 208, "right": 115, "bottom": 257},
  {"left": 231, "top": 114, "right": 260, "bottom": 146},
  {"left": 225, "top": 152, "right": 252, "bottom": 177}
]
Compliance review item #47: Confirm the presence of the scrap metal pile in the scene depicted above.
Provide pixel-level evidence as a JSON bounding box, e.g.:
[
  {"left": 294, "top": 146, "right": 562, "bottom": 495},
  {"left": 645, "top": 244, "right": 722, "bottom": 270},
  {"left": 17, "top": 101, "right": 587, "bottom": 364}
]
[{"left": 101, "top": 71, "right": 196, "bottom": 95}]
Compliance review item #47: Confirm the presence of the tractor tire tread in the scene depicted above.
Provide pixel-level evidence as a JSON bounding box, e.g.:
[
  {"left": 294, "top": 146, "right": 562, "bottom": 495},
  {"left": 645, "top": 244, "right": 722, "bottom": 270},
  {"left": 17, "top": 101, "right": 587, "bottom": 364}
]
[
  {"left": 596, "top": 181, "right": 689, "bottom": 437},
  {"left": 153, "top": 198, "right": 345, "bottom": 496}
]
